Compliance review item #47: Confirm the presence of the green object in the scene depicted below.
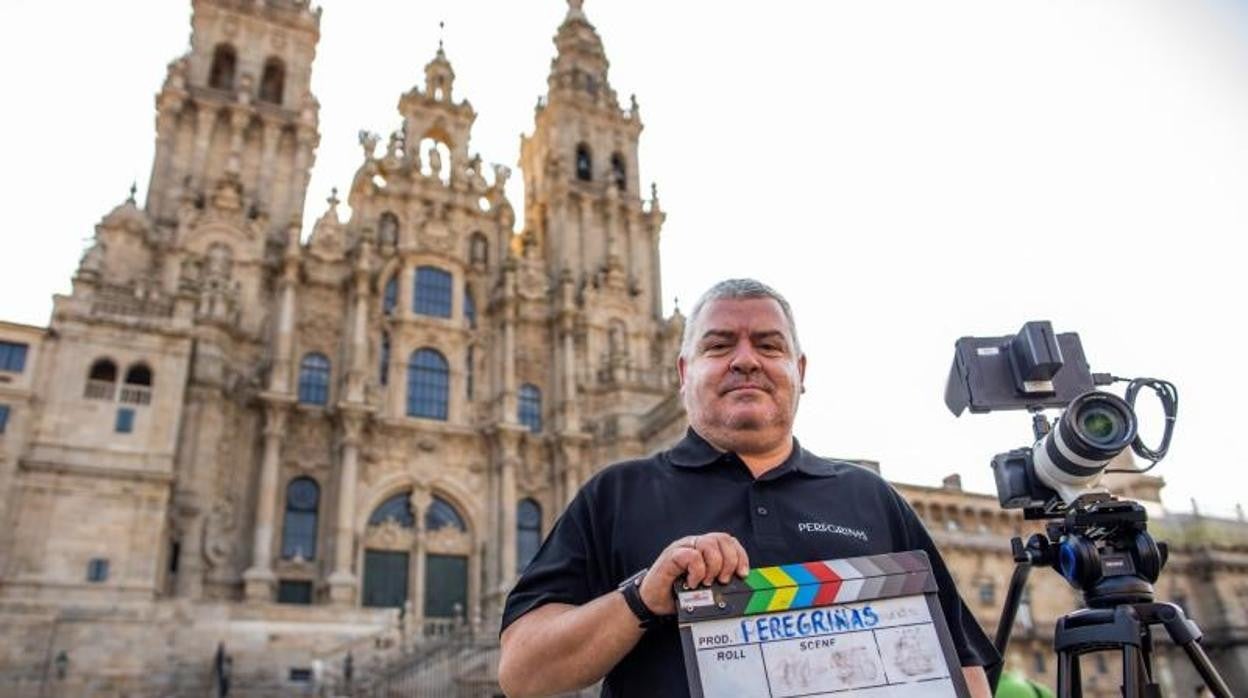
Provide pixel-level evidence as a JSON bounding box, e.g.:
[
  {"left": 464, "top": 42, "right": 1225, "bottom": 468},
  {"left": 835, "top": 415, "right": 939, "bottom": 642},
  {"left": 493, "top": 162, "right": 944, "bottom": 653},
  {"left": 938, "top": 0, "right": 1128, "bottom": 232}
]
[{"left": 995, "top": 671, "right": 1055, "bottom": 698}]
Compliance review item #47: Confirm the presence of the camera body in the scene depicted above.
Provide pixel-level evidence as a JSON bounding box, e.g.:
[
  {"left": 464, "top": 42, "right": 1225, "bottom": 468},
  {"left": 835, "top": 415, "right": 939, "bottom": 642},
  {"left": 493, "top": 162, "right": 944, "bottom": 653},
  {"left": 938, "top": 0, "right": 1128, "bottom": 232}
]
[{"left": 946, "top": 321, "right": 1139, "bottom": 513}]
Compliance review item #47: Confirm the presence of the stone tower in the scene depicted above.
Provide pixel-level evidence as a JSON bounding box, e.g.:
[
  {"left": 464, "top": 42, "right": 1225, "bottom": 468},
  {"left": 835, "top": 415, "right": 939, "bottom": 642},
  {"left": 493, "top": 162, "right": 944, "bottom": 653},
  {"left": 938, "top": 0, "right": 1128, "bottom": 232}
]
[
  {"left": 520, "top": 0, "right": 680, "bottom": 461},
  {"left": 145, "top": 0, "right": 321, "bottom": 236}
]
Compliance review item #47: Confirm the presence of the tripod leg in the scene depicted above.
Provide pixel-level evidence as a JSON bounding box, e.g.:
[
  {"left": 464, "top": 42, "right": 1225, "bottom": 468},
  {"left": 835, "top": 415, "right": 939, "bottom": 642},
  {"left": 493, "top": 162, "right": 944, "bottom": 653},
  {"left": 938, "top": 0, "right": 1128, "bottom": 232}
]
[
  {"left": 1154, "top": 603, "right": 1234, "bottom": 698},
  {"left": 1069, "top": 653, "right": 1083, "bottom": 698},
  {"left": 1057, "top": 649, "right": 1084, "bottom": 698},
  {"left": 1121, "top": 645, "right": 1139, "bottom": 698},
  {"left": 1176, "top": 640, "right": 1233, "bottom": 698}
]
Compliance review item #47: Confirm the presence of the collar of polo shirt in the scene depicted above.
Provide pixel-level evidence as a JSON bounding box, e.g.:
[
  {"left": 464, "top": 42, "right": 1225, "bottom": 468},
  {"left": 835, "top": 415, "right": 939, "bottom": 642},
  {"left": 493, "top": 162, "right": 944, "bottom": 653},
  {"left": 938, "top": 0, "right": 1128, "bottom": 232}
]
[{"left": 667, "top": 428, "right": 841, "bottom": 479}]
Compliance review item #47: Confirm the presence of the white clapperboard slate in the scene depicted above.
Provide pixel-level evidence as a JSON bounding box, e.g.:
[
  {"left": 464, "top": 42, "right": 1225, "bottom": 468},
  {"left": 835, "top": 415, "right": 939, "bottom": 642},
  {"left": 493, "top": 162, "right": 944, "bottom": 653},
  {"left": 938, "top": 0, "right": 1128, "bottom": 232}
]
[{"left": 674, "top": 550, "right": 970, "bottom": 698}]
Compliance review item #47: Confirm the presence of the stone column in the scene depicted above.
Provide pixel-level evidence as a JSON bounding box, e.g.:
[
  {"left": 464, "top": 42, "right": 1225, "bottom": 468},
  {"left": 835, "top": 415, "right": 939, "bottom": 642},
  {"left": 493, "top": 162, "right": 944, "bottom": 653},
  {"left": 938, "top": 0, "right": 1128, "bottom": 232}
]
[
  {"left": 500, "top": 454, "right": 519, "bottom": 584},
  {"left": 282, "top": 126, "right": 316, "bottom": 227},
  {"left": 243, "top": 399, "right": 290, "bottom": 600},
  {"left": 270, "top": 225, "right": 301, "bottom": 394},
  {"left": 500, "top": 264, "right": 518, "bottom": 423},
  {"left": 147, "top": 107, "right": 181, "bottom": 220},
  {"left": 556, "top": 271, "right": 580, "bottom": 433},
  {"left": 328, "top": 411, "right": 365, "bottom": 604},
  {"left": 410, "top": 487, "right": 432, "bottom": 631},
  {"left": 225, "top": 107, "right": 249, "bottom": 177},
  {"left": 399, "top": 262, "right": 415, "bottom": 321},
  {"left": 174, "top": 503, "right": 205, "bottom": 599},
  {"left": 188, "top": 107, "right": 217, "bottom": 191},
  {"left": 256, "top": 120, "right": 282, "bottom": 210},
  {"left": 345, "top": 240, "right": 372, "bottom": 404}
]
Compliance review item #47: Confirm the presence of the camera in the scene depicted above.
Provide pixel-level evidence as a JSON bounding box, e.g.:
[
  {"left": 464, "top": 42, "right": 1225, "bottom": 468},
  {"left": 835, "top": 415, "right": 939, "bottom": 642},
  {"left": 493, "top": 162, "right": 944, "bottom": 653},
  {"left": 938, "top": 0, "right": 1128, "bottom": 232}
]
[
  {"left": 943, "top": 322, "right": 1234, "bottom": 698},
  {"left": 945, "top": 320, "right": 1152, "bottom": 513}
]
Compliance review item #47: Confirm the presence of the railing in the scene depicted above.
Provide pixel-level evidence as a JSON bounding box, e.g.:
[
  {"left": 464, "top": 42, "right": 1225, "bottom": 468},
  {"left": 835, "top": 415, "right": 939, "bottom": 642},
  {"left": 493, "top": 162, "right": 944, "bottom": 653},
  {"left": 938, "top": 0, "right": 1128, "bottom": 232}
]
[
  {"left": 119, "top": 385, "right": 152, "bottom": 405},
  {"left": 84, "top": 380, "right": 116, "bottom": 400},
  {"left": 90, "top": 284, "right": 174, "bottom": 319}
]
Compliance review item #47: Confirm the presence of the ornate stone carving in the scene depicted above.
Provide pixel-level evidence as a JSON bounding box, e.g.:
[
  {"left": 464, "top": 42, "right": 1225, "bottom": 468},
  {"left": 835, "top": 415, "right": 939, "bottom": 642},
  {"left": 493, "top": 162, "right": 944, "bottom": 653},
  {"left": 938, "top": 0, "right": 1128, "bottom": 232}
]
[
  {"left": 202, "top": 499, "right": 237, "bottom": 569},
  {"left": 425, "top": 526, "right": 471, "bottom": 555},
  {"left": 363, "top": 520, "right": 414, "bottom": 550}
]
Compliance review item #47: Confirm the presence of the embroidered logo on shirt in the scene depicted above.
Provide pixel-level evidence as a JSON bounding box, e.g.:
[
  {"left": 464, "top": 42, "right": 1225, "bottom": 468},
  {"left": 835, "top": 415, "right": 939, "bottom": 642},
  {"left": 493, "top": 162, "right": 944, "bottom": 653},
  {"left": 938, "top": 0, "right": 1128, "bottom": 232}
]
[{"left": 797, "top": 522, "right": 869, "bottom": 542}]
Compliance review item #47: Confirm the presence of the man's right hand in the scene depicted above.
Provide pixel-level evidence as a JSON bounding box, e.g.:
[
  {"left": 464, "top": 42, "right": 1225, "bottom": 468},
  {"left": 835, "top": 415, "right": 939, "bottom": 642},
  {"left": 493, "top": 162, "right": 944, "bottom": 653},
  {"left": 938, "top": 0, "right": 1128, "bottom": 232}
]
[{"left": 638, "top": 532, "right": 751, "bottom": 616}]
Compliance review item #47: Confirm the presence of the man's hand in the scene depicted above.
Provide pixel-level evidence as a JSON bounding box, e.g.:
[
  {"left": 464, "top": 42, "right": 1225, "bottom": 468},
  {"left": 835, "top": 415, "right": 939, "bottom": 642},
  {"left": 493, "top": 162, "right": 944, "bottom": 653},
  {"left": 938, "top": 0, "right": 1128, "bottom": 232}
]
[{"left": 639, "top": 532, "right": 751, "bottom": 615}]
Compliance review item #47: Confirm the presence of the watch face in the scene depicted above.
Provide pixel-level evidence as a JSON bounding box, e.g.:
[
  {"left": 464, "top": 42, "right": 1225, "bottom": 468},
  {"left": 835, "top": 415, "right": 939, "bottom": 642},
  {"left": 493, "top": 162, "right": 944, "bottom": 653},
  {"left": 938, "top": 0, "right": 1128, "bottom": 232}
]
[{"left": 619, "top": 568, "right": 645, "bottom": 590}]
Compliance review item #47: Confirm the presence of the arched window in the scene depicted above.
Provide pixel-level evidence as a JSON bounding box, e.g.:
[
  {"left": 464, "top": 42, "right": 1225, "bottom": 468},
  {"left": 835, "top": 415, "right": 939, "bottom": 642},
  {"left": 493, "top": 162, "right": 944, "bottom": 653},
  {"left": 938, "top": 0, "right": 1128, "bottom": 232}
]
[
  {"left": 85, "top": 358, "right": 118, "bottom": 400},
  {"left": 418, "top": 137, "right": 452, "bottom": 184},
  {"left": 517, "top": 498, "right": 542, "bottom": 574},
  {"left": 463, "top": 288, "right": 476, "bottom": 329},
  {"left": 382, "top": 275, "right": 398, "bottom": 316},
  {"left": 121, "top": 363, "right": 154, "bottom": 405},
  {"left": 379, "top": 332, "right": 391, "bottom": 386},
  {"left": 378, "top": 211, "right": 400, "bottom": 247},
  {"left": 259, "top": 57, "right": 285, "bottom": 105},
  {"left": 298, "top": 353, "right": 331, "bottom": 405},
  {"left": 425, "top": 495, "right": 467, "bottom": 532},
  {"left": 368, "top": 492, "right": 415, "bottom": 527},
  {"left": 124, "top": 364, "right": 152, "bottom": 386},
  {"left": 407, "top": 349, "right": 449, "bottom": 419},
  {"left": 208, "top": 44, "right": 237, "bottom": 91},
  {"left": 575, "top": 143, "right": 593, "bottom": 182},
  {"left": 413, "top": 266, "right": 453, "bottom": 318},
  {"left": 465, "top": 346, "right": 475, "bottom": 400},
  {"left": 281, "top": 477, "right": 319, "bottom": 560},
  {"left": 610, "top": 153, "right": 627, "bottom": 191},
  {"left": 468, "top": 232, "right": 488, "bottom": 266},
  {"left": 518, "top": 384, "right": 542, "bottom": 433}
]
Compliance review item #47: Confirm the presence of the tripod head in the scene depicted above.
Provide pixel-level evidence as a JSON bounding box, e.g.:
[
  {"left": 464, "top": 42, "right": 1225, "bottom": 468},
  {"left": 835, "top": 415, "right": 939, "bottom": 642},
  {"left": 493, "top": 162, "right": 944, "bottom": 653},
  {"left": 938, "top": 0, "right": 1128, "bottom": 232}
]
[{"left": 1018, "top": 495, "right": 1167, "bottom": 609}]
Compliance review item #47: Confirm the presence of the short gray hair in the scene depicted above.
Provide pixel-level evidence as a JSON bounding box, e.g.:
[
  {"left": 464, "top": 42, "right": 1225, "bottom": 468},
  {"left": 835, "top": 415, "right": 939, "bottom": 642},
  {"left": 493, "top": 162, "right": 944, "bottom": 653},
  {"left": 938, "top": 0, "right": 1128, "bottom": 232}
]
[{"left": 680, "top": 278, "right": 801, "bottom": 358}]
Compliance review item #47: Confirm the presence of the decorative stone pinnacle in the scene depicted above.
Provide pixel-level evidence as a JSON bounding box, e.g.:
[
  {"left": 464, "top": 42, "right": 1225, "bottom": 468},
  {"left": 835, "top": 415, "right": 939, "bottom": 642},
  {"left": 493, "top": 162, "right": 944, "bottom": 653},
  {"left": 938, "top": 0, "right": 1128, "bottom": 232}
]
[
  {"left": 327, "top": 187, "right": 340, "bottom": 208},
  {"left": 567, "top": 0, "right": 586, "bottom": 20},
  {"left": 128, "top": 181, "right": 137, "bottom": 204}
]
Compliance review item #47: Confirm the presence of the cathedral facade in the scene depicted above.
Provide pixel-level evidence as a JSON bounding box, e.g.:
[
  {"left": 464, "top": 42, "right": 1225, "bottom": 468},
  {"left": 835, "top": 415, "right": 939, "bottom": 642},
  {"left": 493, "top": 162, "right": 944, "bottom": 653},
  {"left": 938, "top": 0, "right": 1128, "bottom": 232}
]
[{"left": 0, "top": 1, "right": 1245, "bottom": 696}]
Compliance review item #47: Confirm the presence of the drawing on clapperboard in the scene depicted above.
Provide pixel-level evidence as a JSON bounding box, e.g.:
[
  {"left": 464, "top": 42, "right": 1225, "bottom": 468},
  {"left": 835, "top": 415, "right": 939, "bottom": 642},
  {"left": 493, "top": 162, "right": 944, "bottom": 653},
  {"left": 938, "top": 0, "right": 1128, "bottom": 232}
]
[{"left": 892, "top": 626, "right": 936, "bottom": 676}]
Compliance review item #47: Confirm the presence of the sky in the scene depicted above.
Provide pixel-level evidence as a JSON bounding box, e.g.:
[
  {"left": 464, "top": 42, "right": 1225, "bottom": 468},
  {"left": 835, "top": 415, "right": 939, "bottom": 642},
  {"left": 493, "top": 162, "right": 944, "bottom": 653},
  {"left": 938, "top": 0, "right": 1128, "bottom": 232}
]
[{"left": 2, "top": 0, "right": 1246, "bottom": 517}]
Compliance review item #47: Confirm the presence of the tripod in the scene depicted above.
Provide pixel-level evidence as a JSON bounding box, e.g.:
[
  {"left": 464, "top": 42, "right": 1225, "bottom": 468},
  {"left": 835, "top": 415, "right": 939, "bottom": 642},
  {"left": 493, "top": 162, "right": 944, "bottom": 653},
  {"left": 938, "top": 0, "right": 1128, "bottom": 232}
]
[{"left": 991, "top": 498, "right": 1233, "bottom": 698}]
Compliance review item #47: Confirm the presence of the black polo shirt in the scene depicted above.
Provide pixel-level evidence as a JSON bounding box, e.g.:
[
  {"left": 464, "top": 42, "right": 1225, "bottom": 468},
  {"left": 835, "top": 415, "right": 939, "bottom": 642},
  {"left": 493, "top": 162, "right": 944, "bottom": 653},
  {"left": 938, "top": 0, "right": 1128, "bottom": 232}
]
[{"left": 502, "top": 428, "right": 1000, "bottom": 696}]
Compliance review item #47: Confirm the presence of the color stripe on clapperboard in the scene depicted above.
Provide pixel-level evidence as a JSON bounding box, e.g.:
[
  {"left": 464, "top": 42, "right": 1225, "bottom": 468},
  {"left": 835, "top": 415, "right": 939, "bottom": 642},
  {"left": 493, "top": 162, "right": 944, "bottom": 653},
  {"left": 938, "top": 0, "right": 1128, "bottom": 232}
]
[{"left": 741, "top": 551, "right": 930, "bottom": 615}]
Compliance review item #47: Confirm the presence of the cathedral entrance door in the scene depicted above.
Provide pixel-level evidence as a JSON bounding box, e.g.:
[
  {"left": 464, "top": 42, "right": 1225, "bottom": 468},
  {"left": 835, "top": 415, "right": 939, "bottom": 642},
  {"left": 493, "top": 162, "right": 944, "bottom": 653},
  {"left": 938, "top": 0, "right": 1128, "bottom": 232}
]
[
  {"left": 362, "top": 550, "right": 409, "bottom": 608},
  {"left": 424, "top": 553, "right": 468, "bottom": 620}
]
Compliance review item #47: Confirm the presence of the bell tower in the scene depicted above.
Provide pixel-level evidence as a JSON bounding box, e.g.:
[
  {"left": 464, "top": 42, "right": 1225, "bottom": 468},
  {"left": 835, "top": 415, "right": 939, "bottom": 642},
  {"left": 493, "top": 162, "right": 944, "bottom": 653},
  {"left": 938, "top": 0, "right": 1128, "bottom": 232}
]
[
  {"left": 145, "top": 0, "right": 321, "bottom": 234},
  {"left": 520, "top": 0, "right": 665, "bottom": 320}
]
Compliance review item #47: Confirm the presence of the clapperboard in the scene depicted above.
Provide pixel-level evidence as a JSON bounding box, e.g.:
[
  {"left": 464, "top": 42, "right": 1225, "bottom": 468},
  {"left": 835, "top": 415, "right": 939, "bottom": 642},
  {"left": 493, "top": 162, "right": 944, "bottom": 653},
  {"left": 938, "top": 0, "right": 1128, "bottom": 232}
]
[{"left": 675, "top": 551, "right": 970, "bottom": 698}]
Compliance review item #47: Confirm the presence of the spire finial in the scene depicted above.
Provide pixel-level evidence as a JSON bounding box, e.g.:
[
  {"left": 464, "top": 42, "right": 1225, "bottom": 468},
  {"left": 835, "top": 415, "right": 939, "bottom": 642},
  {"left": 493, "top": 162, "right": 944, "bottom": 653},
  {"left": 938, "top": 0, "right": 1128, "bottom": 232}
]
[
  {"left": 327, "top": 187, "right": 340, "bottom": 208},
  {"left": 437, "top": 20, "right": 445, "bottom": 55},
  {"left": 127, "top": 181, "right": 137, "bottom": 204},
  {"left": 567, "top": 0, "right": 585, "bottom": 19}
]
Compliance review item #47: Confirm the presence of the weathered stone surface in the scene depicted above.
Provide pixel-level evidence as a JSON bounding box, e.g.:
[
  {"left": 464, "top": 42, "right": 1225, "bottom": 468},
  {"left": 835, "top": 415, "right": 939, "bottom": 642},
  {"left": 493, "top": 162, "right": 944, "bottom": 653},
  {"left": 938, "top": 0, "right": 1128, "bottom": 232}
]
[{"left": 0, "top": 1, "right": 1244, "bottom": 696}]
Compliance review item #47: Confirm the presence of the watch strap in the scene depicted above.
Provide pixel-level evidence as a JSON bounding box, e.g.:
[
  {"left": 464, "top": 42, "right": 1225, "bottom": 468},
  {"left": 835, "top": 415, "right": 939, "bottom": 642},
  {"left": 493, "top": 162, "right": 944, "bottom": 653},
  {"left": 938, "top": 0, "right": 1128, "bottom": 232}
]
[{"left": 618, "top": 568, "right": 671, "bottom": 629}]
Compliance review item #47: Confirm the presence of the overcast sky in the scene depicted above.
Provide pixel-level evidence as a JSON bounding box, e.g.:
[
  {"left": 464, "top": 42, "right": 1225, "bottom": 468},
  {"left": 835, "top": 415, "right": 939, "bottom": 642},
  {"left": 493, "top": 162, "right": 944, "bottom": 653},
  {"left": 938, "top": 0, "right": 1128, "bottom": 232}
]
[{"left": 2, "top": 1, "right": 1246, "bottom": 517}]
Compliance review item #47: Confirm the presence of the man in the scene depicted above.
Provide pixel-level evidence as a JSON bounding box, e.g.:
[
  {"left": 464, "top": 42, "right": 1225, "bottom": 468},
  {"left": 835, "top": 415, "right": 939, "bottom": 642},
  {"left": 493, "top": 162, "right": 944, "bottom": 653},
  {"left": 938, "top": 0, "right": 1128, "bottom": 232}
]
[{"left": 499, "top": 279, "right": 998, "bottom": 697}]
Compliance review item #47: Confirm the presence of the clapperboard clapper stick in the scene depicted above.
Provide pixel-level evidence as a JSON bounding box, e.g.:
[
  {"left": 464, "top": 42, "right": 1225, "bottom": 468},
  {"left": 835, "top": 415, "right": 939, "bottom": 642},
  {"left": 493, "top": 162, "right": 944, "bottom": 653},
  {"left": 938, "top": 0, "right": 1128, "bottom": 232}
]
[{"left": 674, "top": 550, "right": 971, "bottom": 698}]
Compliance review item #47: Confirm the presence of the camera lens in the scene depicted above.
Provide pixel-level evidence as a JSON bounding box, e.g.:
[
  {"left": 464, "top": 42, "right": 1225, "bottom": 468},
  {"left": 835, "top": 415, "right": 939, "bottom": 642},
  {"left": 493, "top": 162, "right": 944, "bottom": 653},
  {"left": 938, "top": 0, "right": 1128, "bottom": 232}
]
[
  {"left": 1079, "top": 406, "right": 1125, "bottom": 445},
  {"left": 1031, "top": 391, "right": 1138, "bottom": 503}
]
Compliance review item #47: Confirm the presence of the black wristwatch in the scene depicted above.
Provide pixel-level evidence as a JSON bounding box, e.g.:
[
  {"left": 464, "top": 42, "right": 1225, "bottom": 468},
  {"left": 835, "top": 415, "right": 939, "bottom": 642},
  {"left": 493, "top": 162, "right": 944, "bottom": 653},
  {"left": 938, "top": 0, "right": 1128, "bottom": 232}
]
[{"left": 617, "top": 568, "right": 673, "bottom": 630}]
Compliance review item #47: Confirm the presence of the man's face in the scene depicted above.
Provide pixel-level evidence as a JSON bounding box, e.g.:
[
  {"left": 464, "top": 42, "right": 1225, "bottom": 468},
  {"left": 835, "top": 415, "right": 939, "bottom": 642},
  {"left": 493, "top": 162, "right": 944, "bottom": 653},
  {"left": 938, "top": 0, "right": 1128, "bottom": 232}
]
[{"left": 677, "top": 297, "right": 806, "bottom": 454}]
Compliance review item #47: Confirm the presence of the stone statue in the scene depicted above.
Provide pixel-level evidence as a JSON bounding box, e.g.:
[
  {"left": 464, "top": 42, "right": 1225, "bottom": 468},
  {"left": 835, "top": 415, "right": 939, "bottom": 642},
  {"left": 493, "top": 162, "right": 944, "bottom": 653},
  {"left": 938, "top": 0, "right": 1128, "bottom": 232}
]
[
  {"left": 358, "top": 130, "right": 380, "bottom": 160},
  {"left": 427, "top": 144, "right": 443, "bottom": 177},
  {"left": 493, "top": 164, "right": 511, "bottom": 190}
]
